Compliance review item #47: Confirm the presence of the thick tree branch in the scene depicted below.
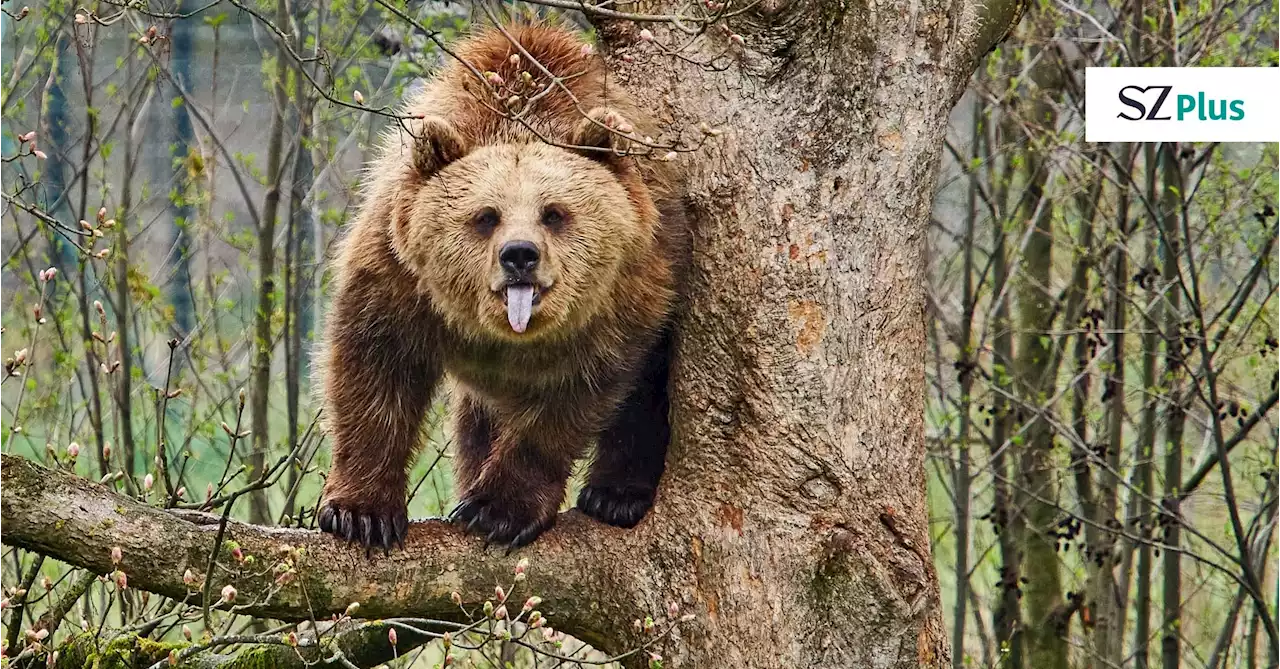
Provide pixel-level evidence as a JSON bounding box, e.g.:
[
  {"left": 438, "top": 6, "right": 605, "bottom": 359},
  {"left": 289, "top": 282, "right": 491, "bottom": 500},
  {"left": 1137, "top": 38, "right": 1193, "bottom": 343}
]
[
  {"left": 969, "top": 0, "right": 1028, "bottom": 62},
  {"left": 0, "top": 454, "right": 652, "bottom": 654}
]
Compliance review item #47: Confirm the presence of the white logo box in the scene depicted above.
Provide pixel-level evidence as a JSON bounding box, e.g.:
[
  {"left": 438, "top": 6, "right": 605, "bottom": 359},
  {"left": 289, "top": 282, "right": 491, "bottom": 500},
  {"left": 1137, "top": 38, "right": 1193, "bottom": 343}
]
[{"left": 1085, "top": 67, "right": 1280, "bottom": 142}]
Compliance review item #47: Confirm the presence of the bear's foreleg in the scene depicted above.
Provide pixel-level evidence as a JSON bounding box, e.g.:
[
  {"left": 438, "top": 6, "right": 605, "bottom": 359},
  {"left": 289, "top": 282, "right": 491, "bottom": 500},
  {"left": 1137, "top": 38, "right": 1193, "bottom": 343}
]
[
  {"left": 449, "top": 404, "right": 576, "bottom": 549},
  {"left": 318, "top": 279, "right": 440, "bottom": 552},
  {"left": 451, "top": 392, "right": 494, "bottom": 492},
  {"left": 577, "top": 331, "right": 672, "bottom": 528}
]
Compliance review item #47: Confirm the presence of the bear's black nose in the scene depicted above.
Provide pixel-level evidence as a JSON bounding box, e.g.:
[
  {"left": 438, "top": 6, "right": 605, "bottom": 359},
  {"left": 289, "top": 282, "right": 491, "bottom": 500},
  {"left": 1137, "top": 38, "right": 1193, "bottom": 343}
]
[{"left": 500, "top": 240, "right": 540, "bottom": 274}]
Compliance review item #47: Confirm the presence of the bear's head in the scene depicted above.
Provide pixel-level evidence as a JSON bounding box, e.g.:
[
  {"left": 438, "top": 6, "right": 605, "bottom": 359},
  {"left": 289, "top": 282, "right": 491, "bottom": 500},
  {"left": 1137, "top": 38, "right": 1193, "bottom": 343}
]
[{"left": 389, "top": 110, "right": 658, "bottom": 342}]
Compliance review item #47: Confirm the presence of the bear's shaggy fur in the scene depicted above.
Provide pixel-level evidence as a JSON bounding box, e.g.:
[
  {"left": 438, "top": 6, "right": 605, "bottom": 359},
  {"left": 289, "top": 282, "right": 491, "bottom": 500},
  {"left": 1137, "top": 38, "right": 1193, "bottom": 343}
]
[{"left": 317, "top": 24, "right": 689, "bottom": 550}]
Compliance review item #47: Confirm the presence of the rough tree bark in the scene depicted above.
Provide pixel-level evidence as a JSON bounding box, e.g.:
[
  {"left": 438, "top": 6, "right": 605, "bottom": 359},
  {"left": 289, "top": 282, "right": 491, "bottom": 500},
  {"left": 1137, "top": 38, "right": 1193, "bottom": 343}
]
[{"left": 1, "top": 4, "right": 1020, "bottom": 666}]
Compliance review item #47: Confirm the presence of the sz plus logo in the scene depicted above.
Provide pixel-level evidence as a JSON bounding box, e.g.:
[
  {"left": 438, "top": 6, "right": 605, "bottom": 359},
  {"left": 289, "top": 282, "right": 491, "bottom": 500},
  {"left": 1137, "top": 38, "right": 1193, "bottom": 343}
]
[
  {"left": 1085, "top": 68, "right": 1279, "bottom": 142},
  {"left": 1115, "top": 86, "right": 1244, "bottom": 122}
]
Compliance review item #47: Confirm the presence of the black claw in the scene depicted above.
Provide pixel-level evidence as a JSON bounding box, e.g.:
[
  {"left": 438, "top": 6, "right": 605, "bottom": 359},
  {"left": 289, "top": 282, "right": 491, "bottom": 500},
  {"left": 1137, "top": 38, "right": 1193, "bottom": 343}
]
[
  {"left": 359, "top": 514, "right": 374, "bottom": 547},
  {"left": 338, "top": 508, "right": 354, "bottom": 541},
  {"left": 380, "top": 520, "right": 395, "bottom": 552},
  {"left": 578, "top": 490, "right": 599, "bottom": 516},
  {"left": 451, "top": 495, "right": 554, "bottom": 547},
  {"left": 510, "top": 521, "right": 547, "bottom": 550},
  {"left": 394, "top": 514, "right": 408, "bottom": 548},
  {"left": 576, "top": 486, "right": 655, "bottom": 529},
  {"left": 318, "top": 502, "right": 410, "bottom": 554},
  {"left": 449, "top": 499, "right": 474, "bottom": 523}
]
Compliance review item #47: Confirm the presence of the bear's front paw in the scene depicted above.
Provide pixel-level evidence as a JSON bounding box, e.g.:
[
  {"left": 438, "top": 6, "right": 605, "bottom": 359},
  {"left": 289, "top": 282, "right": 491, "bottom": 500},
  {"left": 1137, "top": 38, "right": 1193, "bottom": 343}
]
[
  {"left": 449, "top": 494, "right": 556, "bottom": 549},
  {"left": 318, "top": 498, "right": 409, "bottom": 555},
  {"left": 576, "top": 485, "right": 655, "bottom": 528}
]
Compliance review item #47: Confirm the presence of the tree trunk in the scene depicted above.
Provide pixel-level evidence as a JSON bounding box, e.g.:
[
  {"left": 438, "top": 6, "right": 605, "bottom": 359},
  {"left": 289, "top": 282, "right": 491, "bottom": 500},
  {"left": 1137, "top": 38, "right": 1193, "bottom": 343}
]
[
  {"left": 1129, "top": 144, "right": 1162, "bottom": 669},
  {"left": 166, "top": 0, "right": 198, "bottom": 336},
  {"left": 599, "top": 5, "right": 1008, "bottom": 661},
  {"left": 1092, "top": 144, "right": 1132, "bottom": 667},
  {"left": 987, "top": 127, "right": 1024, "bottom": 667},
  {"left": 1, "top": 5, "right": 1019, "bottom": 665},
  {"left": 950, "top": 92, "right": 983, "bottom": 669},
  {"left": 247, "top": 0, "right": 293, "bottom": 525},
  {"left": 1159, "top": 141, "right": 1187, "bottom": 669},
  {"left": 1014, "top": 153, "right": 1066, "bottom": 669}
]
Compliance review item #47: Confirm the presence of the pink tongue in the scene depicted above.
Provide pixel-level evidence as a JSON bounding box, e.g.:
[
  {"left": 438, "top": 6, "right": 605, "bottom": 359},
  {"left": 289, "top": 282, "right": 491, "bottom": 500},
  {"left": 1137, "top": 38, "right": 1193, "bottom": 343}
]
[{"left": 506, "top": 285, "right": 534, "bottom": 333}]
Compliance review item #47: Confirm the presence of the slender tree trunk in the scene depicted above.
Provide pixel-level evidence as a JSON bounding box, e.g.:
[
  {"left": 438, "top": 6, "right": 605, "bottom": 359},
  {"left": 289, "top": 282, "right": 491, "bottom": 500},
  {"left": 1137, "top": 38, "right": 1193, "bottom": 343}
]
[
  {"left": 950, "top": 93, "right": 982, "bottom": 669},
  {"left": 1158, "top": 141, "right": 1187, "bottom": 669},
  {"left": 1131, "top": 278, "right": 1162, "bottom": 669},
  {"left": 1013, "top": 130, "right": 1066, "bottom": 669},
  {"left": 282, "top": 21, "right": 317, "bottom": 521},
  {"left": 1068, "top": 160, "right": 1102, "bottom": 560},
  {"left": 167, "top": 0, "right": 198, "bottom": 336},
  {"left": 1242, "top": 478, "right": 1277, "bottom": 669},
  {"left": 1091, "top": 143, "right": 1132, "bottom": 667},
  {"left": 248, "top": 0, "right": 294, "bottom": 525},
  {"left": 113, "top": 49, "right": 140, "bottom": 492},
  {"left": 1130, "top": 144, "right": 1162, "bottom": 669},
  {"left": 71, "top": 23, "right": 109, "bottom": 482},
  {"left": 988, "top": 132, "right": 1023, "bottom": 668},
  {"left": 43, "top": 33, "right": 77, "bottom": 269},
  {"left": 968, "top": 586, "right": 996, "bottom": 666}
]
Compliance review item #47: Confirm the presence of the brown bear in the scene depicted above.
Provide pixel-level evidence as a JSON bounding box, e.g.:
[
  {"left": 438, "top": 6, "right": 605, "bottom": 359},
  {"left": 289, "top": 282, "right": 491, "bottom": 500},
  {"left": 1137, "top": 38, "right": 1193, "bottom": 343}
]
[{"left": 316, "top": 23, "right": 689, "bottom": 550}]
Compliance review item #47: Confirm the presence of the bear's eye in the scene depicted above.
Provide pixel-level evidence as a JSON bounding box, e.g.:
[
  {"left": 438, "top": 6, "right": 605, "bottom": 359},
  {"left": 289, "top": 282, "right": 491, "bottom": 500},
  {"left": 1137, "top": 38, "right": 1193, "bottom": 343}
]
[
  {"left": 472, "top": 207, "right": 500, "bottom": 236},
  {"left": 540, "top": 205, "right": 568, "bottom": 231}
]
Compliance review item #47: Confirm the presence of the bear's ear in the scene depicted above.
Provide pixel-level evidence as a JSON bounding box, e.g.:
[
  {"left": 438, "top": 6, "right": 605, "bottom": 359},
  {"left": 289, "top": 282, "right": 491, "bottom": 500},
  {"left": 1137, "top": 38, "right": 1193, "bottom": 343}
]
[
  {"left": 411, "top": 116, "right": 468, "bottom": 179},
  {"left": 569, "top": 107, "right": 634, "bottom": 163}
]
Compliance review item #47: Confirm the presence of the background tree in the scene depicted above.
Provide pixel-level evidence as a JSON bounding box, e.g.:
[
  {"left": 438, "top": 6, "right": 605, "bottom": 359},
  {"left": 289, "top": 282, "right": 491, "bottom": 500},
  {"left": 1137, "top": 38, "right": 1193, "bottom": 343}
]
[{"left": 926, "top": 0, "right": 1278, "bottom": 666}]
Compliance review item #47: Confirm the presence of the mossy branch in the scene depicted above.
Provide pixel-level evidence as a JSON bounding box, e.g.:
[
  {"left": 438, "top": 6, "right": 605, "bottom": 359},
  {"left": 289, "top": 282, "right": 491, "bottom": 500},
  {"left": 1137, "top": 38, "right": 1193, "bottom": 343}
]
[
  {"left": 50, "top": 621, "right": 428, "bottom": 669},
  {"left": 0, "top": 454, "right": 649, "bottom": 652}
]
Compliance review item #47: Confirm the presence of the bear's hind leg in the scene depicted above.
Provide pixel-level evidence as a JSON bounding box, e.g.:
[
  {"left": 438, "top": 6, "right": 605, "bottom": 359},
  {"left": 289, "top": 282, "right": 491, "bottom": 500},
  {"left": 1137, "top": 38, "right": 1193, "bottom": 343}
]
[{"left": 577, "top": 331, "right": 672, "bottom": 528}]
